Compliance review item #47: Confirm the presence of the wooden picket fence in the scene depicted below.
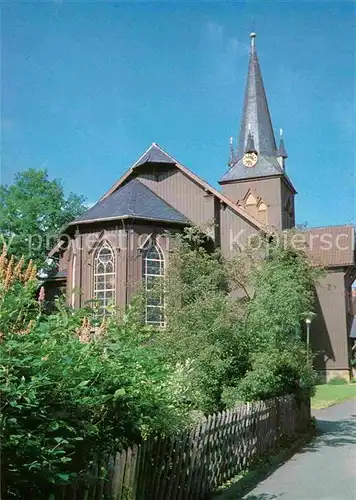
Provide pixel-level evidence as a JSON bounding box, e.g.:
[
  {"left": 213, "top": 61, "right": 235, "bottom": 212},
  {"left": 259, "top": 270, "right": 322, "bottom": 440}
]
[{"left": 53, "top": 394, "right": 310, "bottom": 500}]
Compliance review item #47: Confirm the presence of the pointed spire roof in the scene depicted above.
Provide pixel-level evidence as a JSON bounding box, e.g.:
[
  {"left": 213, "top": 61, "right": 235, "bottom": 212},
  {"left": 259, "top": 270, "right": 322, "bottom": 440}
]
[
  {"left": 220, "top": 33, "right": 295, "bottom": 186},
  {"left": 277, "top": 129, "right": 288, "bottom": 158},
  {"left": 238, "top": 33, "right": 276, "bottom": 156}
]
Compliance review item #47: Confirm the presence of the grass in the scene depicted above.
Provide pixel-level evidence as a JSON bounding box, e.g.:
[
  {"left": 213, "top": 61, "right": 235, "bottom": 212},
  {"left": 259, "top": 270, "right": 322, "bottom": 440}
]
[{"left": 311, "top": 383, "right": 356, "bottom": 410}]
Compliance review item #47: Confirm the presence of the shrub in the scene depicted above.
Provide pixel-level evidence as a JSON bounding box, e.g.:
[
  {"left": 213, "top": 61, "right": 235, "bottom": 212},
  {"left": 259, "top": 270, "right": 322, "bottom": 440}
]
[
  {"left": 236, "top": 345, "right": 316, "bottom": 402},
  {"left": 327, "top": 376, "right": 348, "bottom": 385},
  {"left": 156, "top": 228, "right": 249, "bottom": 413},
  {"left": 0, "top": 253, "right": 191, "bottom": 499},
  {"left": 1, "top": 314, "right": 192, "bottom": 498},
  {"left": 153, "top": 228, "right": 319, "bottom": 410},
  {"left": 349, "top": 358, "right": 356, "bottom": 368}
]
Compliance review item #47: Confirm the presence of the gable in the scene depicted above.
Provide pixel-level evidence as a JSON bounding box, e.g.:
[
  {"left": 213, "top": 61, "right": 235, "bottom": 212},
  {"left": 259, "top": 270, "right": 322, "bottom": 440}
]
[
  {"left": 99, "top": 143, "right": 265, "bottom": 233},
  {"left": 137, "top": 167, "right": 215, "bottom": 227}
]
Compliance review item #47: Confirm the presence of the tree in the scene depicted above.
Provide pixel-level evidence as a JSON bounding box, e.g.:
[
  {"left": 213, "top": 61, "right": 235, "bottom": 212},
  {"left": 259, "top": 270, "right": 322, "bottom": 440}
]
[
  {"left": 154, "top": 228, "right": 250, "bottom": 414},
  {"left": 0, "top": 169, "right": 87, "bottom": 266},
  {"left": 152, "top": 228, "right": 319, "bottom": 411},
  {"left": 243, "top": 231, "right": 321, "bottom": 350},
  {"left": 226, "top": 230, "right": 321, "bottom": 403}
]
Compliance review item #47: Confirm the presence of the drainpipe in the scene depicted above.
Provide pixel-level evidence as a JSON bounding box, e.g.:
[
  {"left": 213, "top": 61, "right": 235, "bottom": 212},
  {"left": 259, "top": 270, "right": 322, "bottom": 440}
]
[{"left": 125, "top": 227, "right": 129, "bottom": 308}]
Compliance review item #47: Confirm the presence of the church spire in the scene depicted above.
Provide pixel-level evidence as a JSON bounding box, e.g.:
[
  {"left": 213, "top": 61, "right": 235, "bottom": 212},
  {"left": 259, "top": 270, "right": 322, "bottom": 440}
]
[
  {"left": 244, "top": 124, "right": 256, "bottom": 153},
  {"left": 276, "top": 128, "right": 288, "bottom": 159},
  {"left": 237, "top": 32, "right": 277, "bottom": 158},
  {"left": 276, "top": 128, "right": 288, "bottom": 170}
]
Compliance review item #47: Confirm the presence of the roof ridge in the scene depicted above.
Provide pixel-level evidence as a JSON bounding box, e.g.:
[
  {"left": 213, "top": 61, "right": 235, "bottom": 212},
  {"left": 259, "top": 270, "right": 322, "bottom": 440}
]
[
  {"left": 150, "top": 142, "right": 176, "bottom": 159},
  {"left": 131, "top": 143, "right": 156, "bottom": 169}
]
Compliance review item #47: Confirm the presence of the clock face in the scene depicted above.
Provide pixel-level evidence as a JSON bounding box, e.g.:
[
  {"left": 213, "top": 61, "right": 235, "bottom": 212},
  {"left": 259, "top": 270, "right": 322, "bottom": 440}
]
[{"left": 242, "top": 152, "right": 258, "bottom": 167}]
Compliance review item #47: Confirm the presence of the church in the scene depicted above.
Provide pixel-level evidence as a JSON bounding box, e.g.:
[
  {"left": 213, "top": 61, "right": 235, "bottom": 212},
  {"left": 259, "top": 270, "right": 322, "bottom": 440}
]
[{"left": 48, "top": 33, "right": 355, "bottom": 381}]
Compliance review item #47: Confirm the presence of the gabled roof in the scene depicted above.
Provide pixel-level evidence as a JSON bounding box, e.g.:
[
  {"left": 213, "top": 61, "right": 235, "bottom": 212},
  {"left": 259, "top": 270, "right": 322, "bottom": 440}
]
[
  {"left": 99, "top": 142, "right": 266, "bottom": 232},
  {"left": 71, "top": 178, "right": 189, "bottom": 226},
  {"left": 303, "top": 225, "right": 355, "bottom": 268},
  {"left": 134, "top": 142, "right": 176, "bottom": 167}
]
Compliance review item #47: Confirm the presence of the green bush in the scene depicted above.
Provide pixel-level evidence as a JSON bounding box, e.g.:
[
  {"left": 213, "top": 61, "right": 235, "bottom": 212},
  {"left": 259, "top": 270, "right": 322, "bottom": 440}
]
[
  {"left": 349, "top": 358, "right": 356, "bottom": 368},
  {"left": 327, "top": 376, "right": 348, "bottom": 385},
  {"left": 236, "top": 344, "right": 316, "bottom": 402},
  {"left": 0, "top": 254, "right": 190, "bottom": 499},
  {"left": 158, "top": 229, "right": 319, "bottom": 408},
  {"left": 1, "top": 227, "right": 321, "bottom": 496},
  {"left": 156, "top": 228, "right": 249, "bottom": 413},
  {"left": 1, "top": 317, "right": 191, "bottom": 498}
]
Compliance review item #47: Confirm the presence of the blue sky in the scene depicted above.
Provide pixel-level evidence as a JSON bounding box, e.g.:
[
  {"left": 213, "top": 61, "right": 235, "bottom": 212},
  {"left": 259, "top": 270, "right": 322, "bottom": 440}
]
[{"left": 2, "top": 1, "right": 355, "bottom": 227}]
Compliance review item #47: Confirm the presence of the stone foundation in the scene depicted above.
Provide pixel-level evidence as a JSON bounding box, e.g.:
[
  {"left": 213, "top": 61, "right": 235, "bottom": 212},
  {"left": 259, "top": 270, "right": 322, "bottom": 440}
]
[{"left": 315, "top": 369, "right": 351, "bottom": 384}]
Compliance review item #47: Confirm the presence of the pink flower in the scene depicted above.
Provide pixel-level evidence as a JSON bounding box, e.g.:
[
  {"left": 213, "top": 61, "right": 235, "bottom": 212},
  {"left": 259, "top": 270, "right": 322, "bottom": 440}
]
[{"left": 38, "top": 286, "right": 45, "bottom": 303}]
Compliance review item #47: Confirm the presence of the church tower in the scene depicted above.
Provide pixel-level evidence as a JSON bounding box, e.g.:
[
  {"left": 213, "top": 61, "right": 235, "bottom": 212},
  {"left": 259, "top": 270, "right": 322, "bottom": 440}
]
[{"left": 219, "top": 33, "right": 296, "bottom": 230}]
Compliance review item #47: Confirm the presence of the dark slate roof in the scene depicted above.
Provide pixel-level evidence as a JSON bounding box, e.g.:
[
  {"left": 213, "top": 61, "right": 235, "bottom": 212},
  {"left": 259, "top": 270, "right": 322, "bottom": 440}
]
[
  {"left": 350, "top": 317, "right": 356, "bottom": 339},
  {"left": 134, "top": 143, "right": 177, "bottom": 168},
  {"left": 72, "top": 178, "right": 189, "bottom": 225},
  {"left": 219, "top": 34, "right": 293, "bottom": 185},
  {"left": 277, "top": 137, "right": 288, "bottom": 158},
  {"left": 237, "top": 35, "right": 277, "bottom": 158},
  {"left": 220, "top": 155, "right": 283, "bottom": 183}
]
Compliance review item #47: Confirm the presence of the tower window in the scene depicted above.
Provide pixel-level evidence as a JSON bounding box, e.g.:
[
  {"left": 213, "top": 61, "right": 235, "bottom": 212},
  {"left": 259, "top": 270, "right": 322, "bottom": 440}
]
[
  {"left": 93, "top": 241, "right": 116, "bottom": 315},
  {"left": 239, "top": 190, "right": 268, "bottom": 225},
  {"left": 142, "top": 242, "right": 165, "bottom": 326}
]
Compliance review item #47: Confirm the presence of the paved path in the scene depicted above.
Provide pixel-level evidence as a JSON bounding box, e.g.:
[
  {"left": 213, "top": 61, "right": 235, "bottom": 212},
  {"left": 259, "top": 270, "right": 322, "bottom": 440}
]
[{"left": 241, "top": 398, "right": 356, "bottom": 500}]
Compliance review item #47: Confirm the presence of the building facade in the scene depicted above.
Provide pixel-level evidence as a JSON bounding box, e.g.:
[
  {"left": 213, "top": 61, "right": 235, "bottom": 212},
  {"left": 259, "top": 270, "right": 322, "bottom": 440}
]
[{"left": 50, "top": 33, "right": 355, "bottom": 379}]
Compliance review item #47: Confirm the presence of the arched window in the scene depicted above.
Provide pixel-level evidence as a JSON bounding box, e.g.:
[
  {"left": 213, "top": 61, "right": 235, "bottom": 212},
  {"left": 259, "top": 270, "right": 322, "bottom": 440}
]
[
  {"left": 93, "top": 241, "right": 116, "bottom": 314},
  {"left": 239, "top": 190, "right": 268, "bottom": 225},
  {"left": 142, "top": 242, "right": 165, "bottom": 326},
  {"left": 258, "top": 202, "right": 268, "bottom": 225},
  {"left": 245, "top": 193, "right": 257, "bottom": 206}
]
